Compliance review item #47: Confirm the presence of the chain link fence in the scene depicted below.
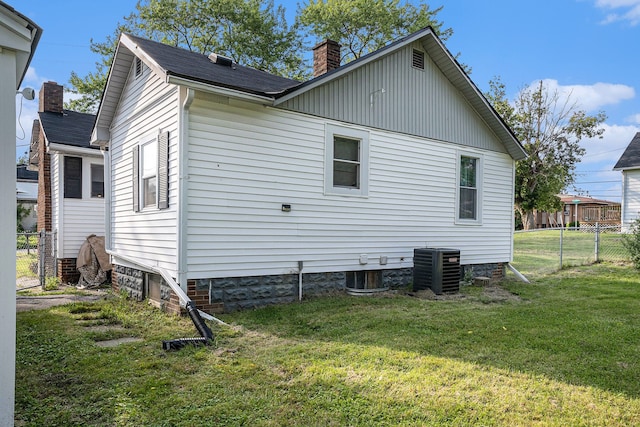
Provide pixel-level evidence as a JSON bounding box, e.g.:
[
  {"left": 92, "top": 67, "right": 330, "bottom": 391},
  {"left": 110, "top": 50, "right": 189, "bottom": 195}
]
[
  {"left": 16, "top": 231, "right": 57, "bottom": 290},
  {"left": 511, "top": 224, "right": 629, "bottom": 279}
]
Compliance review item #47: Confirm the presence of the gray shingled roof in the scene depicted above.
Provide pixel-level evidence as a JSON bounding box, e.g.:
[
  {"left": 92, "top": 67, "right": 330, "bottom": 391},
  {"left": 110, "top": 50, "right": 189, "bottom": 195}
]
[
  {"left": 127, "top": 34, "right": 300, "bottom": 96},
  {"left": 16, "top": 164, "right": 37, "bottom": 181},
  {"left": 613, "top": 132, "right": 640, "bottom": 170},
  {"left": 39, "top": 110, "right": 97, "bottom": 149}
]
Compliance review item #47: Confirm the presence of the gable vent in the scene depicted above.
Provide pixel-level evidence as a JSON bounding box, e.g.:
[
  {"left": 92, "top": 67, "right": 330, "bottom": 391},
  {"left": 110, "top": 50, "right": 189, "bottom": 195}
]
[
  {"left": 135, "top": 57, "right": 143, "bottom": 77},
  {"left": 412, "top": 49, "right": 425, "bottom": 70}
]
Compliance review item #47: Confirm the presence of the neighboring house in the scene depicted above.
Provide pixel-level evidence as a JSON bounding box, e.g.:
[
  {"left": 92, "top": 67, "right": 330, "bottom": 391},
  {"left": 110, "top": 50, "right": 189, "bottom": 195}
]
[
  {"left": 91, "top": 28, "right": 527, "bottom": 314},
  {"left": 29, "top": 81, "right": 104, "bottom": 283},
  {"left": 613, "top": 132, "right": 640, "bottom": 231},
  {"left": 533, "top": 194, "right": 621, "bottom": 229},
  {"left": 0, "top": 1, "right": 41, "bottom": 422},
  {"left": 16, "top": 164, "right": 38, "bottom": 231}
]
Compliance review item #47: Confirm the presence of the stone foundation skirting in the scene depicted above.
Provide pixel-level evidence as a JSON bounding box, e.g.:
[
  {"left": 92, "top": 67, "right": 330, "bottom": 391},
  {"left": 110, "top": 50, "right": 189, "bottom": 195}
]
[{"left": 111, "top": 262, "right": 503, "bottom": 315}]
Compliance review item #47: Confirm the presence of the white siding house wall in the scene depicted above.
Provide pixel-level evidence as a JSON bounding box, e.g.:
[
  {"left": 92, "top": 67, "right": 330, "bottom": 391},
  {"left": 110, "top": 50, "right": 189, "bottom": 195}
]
[
  {"left": 622, "top": 170, "right": 640, "bottom": 231},
  {"left": 109, "top": 62, "right": 179, "bottom": 274},
  {"left": 185, "top": 94, "right": 515, "bottom": 280},
  {"left": 51, "top": 153, "right": 105, "bottom": 258}
]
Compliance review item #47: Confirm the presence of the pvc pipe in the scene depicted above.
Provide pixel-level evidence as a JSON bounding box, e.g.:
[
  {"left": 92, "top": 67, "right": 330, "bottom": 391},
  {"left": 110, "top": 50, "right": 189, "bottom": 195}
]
[
  {"left": 507, "top": 263, "right": 530, "bottom": 283},
  {"left": 298, "top": 261, "right": 303, "bottom": 301}
]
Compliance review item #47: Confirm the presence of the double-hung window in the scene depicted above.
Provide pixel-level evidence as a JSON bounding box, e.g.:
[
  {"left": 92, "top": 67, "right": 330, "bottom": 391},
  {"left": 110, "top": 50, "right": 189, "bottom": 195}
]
[
  {"left": 64, "top": 156, "right": 82, "bottom": 199},
  {"left": 325, "top": 124, "right": 369, "bottom": 196},
  {"left": 91, "top": 164, "right": 104, "bottom": 198},
  {"left": 456, "top": 153, "right": 482, "bottom": 224},
  {"left": 133, "top": 131, "right": 169, "bottom": 211}
]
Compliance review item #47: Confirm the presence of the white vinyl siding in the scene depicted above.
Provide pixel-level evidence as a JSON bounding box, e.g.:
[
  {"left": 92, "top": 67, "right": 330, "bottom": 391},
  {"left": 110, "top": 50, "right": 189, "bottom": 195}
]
[
  {"left": 108, "top": 60, "right": 179, "bottom": 273},
  {"left": 279, "top": 41, "right": 508, "bottom": 155},
  {"left": 185, "top": 95, "right": 515, "bottom": 279},
  {"left": 622, "top": 170, "right": 640, "bottom": 231}
]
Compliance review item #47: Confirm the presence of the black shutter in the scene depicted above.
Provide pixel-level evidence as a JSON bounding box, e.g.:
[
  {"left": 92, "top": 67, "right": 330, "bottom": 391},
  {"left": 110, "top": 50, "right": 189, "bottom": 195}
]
[
  {"left": 64, "top": 156, "right": 82, "bottom": 199},
  {"left": 158, "top": 131, "right": 169, "bottom": 210},
  {"left": 132, "top": 145, "right": 139, "bottom": 212}
]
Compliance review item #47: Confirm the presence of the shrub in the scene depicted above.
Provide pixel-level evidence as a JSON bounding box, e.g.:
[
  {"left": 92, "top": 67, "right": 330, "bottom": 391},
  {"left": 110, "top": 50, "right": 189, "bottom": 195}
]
[
  {"left": 44, "top": 277, "right": 60, "bottom": 291},
  {"left": 622, "top": 218, "right": 640, "bottom": 269}
]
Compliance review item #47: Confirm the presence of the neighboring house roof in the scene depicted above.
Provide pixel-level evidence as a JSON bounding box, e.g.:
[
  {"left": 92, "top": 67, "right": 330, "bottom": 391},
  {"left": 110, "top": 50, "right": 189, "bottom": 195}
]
[
  {"left": 613, "top": 132, "right": 640, "bottom": 171},
  {"left": 16, "top": 164, "right": 37, "bottom": 181},
  {"left": 92, "top": 27, "right": 526, "bottom": 161},
  {"left": 39, "top": 110, "right": 97, "bottom": 149},
  {"left": 558, "top": 194, "right": 619, "bottom": 206}
]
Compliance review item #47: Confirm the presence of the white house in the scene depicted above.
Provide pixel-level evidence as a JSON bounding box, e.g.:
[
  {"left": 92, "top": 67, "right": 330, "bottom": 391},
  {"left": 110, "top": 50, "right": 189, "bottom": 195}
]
[
  {"left": 0, "top": 1, "right": 41, "bottom": 423},
  {"left": 614, "top": 132, "right": 640, "bottom": 231},
  {"left": 16, "top": 164, "right": 38, "bottom": 231},
  {"left": 92, "top": 28, "right": 526, "bottom": 314},
  {"left": 28, "top": 81, "right": 104, "bottom": 283}
]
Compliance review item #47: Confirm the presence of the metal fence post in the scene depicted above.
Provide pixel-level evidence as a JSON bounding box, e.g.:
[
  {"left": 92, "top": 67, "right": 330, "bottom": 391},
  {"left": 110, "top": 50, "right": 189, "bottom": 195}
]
[
  {"left": 38, "top": 230, "right": 45, "bottom": 290},
  {"left": 559, "top": 227, "right": 564, "bottom": 269},
  {"left": 53, "top": 230, "right": 58, "bottom": 278},
  {"left": 595, "top": 222, "right": 600, "bottom": 263}
]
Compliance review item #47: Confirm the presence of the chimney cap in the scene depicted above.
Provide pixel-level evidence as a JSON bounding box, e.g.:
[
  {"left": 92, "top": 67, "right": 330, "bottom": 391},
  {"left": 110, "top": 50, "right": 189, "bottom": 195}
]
[{"left": 312, "top": 39, "right": 341, "bottom": 51}]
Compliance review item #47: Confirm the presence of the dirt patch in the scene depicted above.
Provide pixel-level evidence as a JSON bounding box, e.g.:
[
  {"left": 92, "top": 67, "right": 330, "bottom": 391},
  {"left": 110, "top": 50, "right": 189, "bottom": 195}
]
[{"left": 481, "top": 284, "right": 521, "bottom": 302}]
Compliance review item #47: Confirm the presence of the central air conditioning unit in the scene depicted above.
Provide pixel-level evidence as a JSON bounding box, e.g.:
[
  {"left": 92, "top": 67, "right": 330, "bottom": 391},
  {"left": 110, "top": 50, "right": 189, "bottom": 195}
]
[{"left": 413, "top": 248, "right": 461, "bottom": 294}]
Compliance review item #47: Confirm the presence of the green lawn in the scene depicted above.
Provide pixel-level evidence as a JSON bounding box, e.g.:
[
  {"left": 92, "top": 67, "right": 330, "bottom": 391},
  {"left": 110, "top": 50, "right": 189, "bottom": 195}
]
[
  {"left": 511, "top": 229, "right": 628, "bottom": 278},
  {"left": 15, "top": 262, "right": 640, "bottom": 426}
]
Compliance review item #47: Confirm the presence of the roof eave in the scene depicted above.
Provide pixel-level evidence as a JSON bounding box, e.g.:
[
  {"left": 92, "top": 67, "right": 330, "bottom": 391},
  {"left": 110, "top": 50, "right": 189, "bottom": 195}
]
[{"left": 167, "top": 75, "right": 276, "bottom": 104}]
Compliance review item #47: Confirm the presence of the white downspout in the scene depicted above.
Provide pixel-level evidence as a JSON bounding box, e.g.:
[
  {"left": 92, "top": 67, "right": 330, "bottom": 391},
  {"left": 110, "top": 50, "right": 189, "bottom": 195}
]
[
  {"left": 106, "top": 248, "right": 226, "bottom": 325},
  {"left": 177, "top": 87, "right": 195, "bottom": 291},
  {"left": 101, "top": 148, "right": 111, "bottom": 250},
  {"left": 298, "top": 261, "right": 303, "bottom": 301}
]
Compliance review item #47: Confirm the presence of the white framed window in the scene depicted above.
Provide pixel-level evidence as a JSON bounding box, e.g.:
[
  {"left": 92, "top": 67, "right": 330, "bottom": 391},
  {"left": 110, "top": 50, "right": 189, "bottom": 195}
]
[
  {"left": 141, "top": 140, "right": 157, "bottom": 209},
  {"left": 324, "top": 124, "right": 369, "bottom": 196},
  {"left": 90, "top": 164, "right": 104, "bottom": 198},
  {"left": 456, "top": 152, "right": 483, "bottom": 224},
  {"left": 133, "top": 131, "right": 169, "bottom": 212}
]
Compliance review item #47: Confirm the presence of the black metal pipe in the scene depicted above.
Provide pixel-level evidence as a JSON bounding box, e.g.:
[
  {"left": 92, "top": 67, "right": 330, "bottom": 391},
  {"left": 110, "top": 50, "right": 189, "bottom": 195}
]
[{"left": 162, "top": 301, "right": 214, "bottom": 351}]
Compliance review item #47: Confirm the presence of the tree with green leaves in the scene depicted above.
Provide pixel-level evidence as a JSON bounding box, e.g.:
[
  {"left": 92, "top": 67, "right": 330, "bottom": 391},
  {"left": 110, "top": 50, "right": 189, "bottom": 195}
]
[
  {"left": 486, "top": 78, "right": 606, "bottom": 230},
  {"left": 297, "top": 0, "right": 453, "bottom": 63},
  {"left": 67, "top": 0, "right": 305, "bottom": 113}
]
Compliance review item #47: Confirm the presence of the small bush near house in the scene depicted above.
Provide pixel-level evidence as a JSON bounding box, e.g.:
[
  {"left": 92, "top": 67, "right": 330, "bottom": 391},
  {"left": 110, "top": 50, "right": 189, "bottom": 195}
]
[{"left": 622, "top": 218, "right": 640, "bottom": 269}]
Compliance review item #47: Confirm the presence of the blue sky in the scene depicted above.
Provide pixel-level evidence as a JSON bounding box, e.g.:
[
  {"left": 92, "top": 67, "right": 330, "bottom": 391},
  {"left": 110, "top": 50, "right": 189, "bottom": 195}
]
[{"left": 15, "top": 0, "right": 640, "bottom": 202}]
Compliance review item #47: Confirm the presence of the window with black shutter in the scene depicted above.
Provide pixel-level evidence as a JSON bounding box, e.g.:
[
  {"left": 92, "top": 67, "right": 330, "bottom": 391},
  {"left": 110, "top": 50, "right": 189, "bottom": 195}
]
[{"left": 64, "top": 156, "right": 82, "bottom": 199}]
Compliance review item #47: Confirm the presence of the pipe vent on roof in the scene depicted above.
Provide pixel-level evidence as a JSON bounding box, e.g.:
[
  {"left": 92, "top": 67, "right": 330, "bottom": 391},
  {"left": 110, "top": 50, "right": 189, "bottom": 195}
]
[{"left": 208, "top": 53, "right": 234, "bottom": 67}]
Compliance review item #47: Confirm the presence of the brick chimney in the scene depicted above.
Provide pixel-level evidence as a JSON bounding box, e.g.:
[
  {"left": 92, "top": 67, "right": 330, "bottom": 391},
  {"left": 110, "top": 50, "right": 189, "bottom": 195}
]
[
  {"left": 39, "top": 81, "right": 63, "bottom": 113},
  {"left": 313, "top": 40, "right": 341, "bottom": 77}
]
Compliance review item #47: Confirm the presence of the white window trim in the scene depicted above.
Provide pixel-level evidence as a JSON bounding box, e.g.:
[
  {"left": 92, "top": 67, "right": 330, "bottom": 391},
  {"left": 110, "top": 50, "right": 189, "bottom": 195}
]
[
  {"left": 324, "top": 123, "right": 370, "bottom": 197},
  {"left": 139, "top": 135, "right": 158, "bottom": 211},
  {"left": 455, "top": 151, "right": 483, "bottom": 225}
]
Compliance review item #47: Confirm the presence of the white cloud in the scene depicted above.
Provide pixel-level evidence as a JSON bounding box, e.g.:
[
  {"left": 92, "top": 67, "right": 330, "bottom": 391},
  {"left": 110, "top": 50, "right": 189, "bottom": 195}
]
[
  {"left": 579, "top": 123, "right": 640, "bottom": 165},
  {"left": 523, "top": 79, "right": 635, "bottom": 113},
  {"left": 594, "top": 0, "right": 640, "bottom": 25},
  {"left": 627, "top": 113, "right": 640, "bottom": 124}
]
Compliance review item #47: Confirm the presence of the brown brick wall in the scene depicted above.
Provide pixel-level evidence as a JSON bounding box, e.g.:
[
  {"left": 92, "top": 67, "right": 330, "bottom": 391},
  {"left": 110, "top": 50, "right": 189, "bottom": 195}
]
[
  {"left": 57, "top": 258, "right": 80, "bottom": 284},
  {"left": 313, "top": 40, "right": 341, "bottom": 77},
  {"left": 39, "top": 81, "right": 63, "bottom": 114},
  {"left": 36, "top": 125, "right": 51, "bottom": 232}
]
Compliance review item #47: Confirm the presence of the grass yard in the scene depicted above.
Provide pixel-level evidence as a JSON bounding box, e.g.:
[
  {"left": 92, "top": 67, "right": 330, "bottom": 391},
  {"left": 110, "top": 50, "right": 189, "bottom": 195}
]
[
  {"left": 15, "top": 262, "right": 640, "bottom": 426},
  {"left": 16, "top": 252, "right": 37, "bottom": 279},
  {"left": 511, "top": 229, "right": 628, "bottom": 278}
]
